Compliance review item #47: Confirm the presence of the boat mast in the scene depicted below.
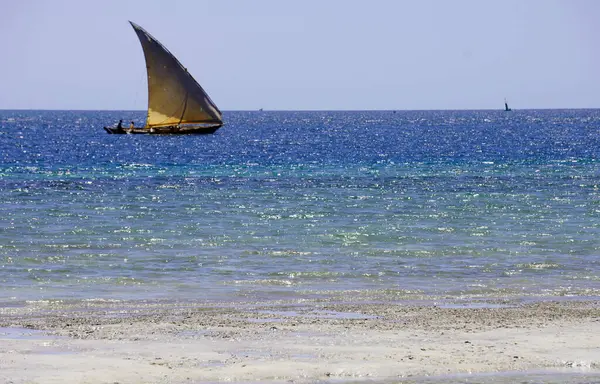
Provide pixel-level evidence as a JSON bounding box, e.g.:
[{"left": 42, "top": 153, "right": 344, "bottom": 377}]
[{"left": 178, "top": 92, "right": 189, "bottom": 126}]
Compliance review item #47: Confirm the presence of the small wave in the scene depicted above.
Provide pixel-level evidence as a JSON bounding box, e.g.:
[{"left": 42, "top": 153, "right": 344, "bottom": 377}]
[
  {"left": 232, "top": 279, "right": 294, "bottom": 286},
  {"left": 515, "top": 262, "right": 560, "bottom": 270},
  {"left": 285, "top": 271, "right": 341, "bottom": 279},
  {"left": 24, "top": 299, "right": 65, "bottom": 305},
  {"left": 81, "top": 298, "right": 123, "bottom": 303},
  {"left": 269, "top": 250, "right": 313, "bottom": 257}
]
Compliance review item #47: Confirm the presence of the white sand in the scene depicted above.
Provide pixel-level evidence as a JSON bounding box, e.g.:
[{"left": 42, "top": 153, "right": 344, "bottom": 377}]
[{"left": 1, "top": 299, "right": 599, "bottom": 383}]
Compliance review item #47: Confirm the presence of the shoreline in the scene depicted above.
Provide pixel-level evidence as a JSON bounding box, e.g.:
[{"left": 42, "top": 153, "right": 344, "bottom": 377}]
[{"left": 1, "top": 298, "right": 600, "bottom": 383}]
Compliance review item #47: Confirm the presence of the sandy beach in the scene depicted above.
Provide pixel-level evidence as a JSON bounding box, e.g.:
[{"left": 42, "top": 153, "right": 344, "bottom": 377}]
[{"left": 1, "top": 298, "right": 599, "bottom": 383}]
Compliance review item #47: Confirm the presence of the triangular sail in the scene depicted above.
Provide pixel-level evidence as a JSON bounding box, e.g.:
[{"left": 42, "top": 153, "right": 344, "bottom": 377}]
[{"left": 129, "top": 21, "right": 222, "bottom": 128}]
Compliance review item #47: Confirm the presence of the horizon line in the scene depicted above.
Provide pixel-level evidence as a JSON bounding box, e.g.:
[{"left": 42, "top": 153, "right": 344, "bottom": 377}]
[{"left": 1, "top": 107, "right": 600, "bottom": 112}]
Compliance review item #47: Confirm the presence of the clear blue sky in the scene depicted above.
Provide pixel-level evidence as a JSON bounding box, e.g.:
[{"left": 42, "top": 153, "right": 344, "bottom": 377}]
[{"left": 1, "top": 0, "right": 598, "bottom": 110}]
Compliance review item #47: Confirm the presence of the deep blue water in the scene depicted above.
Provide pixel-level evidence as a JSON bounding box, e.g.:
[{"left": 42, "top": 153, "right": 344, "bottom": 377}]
[{"left": 1, "top": 109, "right": 600, "bottom": 304}]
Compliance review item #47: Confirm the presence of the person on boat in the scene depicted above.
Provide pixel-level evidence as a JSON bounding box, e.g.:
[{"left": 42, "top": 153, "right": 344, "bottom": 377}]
[{"left": 117, "top": 119, "right": 123, "bottom": 129}]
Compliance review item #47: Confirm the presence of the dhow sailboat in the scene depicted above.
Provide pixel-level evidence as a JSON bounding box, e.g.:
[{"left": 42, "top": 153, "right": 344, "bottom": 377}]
[{"left": 105, "top": 22, "right": 223, "bottom": 134}]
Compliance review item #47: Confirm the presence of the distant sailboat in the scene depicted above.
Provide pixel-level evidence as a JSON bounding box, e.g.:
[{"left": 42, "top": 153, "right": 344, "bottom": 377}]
[
  {"left": 504, "top": 98, "right": 512, "bottom": 112},
  {"left": 104, "top": 21, "right": 223, "bottom": 134}
]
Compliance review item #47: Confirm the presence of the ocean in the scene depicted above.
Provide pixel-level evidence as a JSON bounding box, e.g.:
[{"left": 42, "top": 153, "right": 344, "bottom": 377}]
[{"left": 1, "top": 109, "right": 600, "bottom": 305}]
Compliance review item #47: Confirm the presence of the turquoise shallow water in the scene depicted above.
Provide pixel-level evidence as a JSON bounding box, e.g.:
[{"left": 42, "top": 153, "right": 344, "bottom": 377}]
[{"left": 1, "top": 110, "right": 599, "bottom": 303}]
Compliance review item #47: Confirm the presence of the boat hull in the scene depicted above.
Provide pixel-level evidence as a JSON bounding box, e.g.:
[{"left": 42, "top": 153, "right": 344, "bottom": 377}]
[{"left": 104, "top": 125, "right": 221, "bottom": 135}]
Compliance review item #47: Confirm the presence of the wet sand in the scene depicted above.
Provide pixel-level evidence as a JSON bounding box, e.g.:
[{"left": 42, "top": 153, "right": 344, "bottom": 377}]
[{"left": 1, "top": 298, "right": 599, "bottom": 383}]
